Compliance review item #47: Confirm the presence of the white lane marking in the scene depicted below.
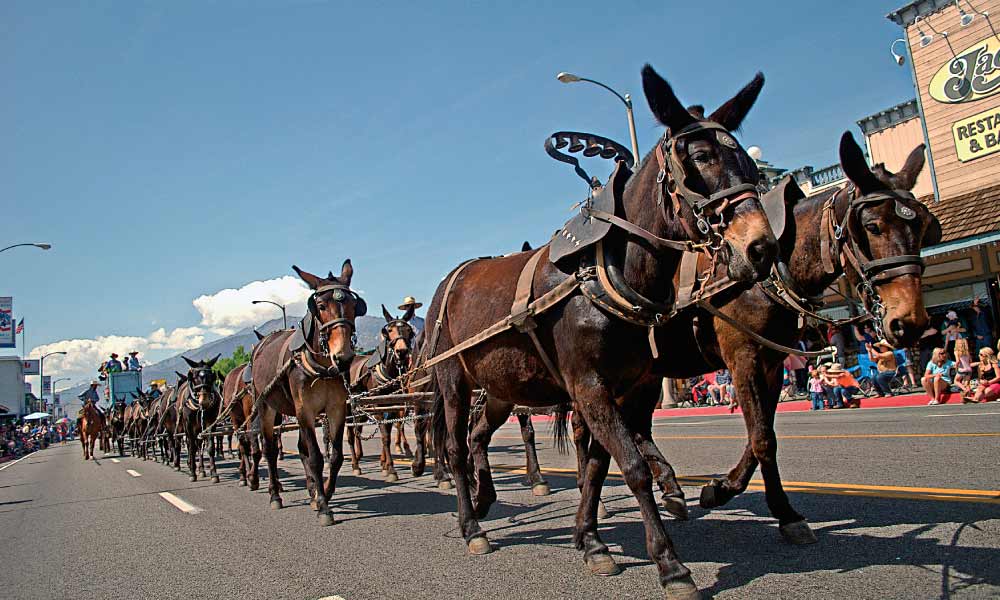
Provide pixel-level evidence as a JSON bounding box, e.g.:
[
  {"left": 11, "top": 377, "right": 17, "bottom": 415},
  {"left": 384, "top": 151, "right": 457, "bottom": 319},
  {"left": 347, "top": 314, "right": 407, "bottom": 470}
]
[
  {"left": 158, "top": 492, "right": 203, "bottom": 514},
  {"left": 654, "top": 421, "right": 715, "bottom": 426},
  {"left": 111, "top": 458, "right": 121, "bottom": 463},
  {"left": 126, "top": 469, "right": 142, "bottom": 477},
  {"left": 0, "top": 453, "right": 34, "bottom": 472},
  {"left": 317, "top": 596, "right": 347, "bottom": 600},
  {"left": 924, "top": 412, "right": 1000, "bottom": 417}
]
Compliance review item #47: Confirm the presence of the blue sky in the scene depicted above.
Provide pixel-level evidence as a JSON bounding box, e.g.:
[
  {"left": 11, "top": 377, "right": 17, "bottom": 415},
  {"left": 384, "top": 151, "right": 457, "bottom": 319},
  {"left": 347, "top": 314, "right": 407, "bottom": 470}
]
[{"left": 2, "top": 0, "right": 916, "bottom": 383}]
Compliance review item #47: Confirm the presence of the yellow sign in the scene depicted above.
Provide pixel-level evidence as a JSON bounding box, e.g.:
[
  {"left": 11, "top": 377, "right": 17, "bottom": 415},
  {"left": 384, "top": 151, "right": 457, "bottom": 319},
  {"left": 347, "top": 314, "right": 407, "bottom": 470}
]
[
  {"left": 929, "top": 35, "right": 1000, "bottom": 104},
  {"left": 952, "top": 105, "right": 1000, "bottom": 161}
]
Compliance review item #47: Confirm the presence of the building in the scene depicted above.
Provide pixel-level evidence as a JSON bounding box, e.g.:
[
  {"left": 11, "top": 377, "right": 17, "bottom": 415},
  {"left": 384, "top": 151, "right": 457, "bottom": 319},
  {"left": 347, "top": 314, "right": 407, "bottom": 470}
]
[{"left": 0, "top": 357, "right": 26, "bottom": 420}]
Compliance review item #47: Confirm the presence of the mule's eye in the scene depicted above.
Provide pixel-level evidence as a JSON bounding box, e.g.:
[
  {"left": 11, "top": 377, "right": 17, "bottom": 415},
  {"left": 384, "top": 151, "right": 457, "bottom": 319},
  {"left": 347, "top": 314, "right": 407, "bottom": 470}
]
[
  {"left": 864, "top": 223, "right": 881, "bottom": 235},
  {"left": 690, "top": 151, "right": 711, "bottom": 163}
]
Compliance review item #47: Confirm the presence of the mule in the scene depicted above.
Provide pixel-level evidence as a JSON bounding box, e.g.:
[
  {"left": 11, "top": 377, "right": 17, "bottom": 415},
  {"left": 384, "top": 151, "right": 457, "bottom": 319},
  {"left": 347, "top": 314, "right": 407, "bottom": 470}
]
[
  {"left": 252, "top": 260, "right": 365, "bottom": 526},
  {"left": 347, "top": 304, "right": 418, "bottom": 482},
  {"left": 78, "top": 400, "right": 104, "bottom": 461},
  {"left": 106, "top": 400, "right": 126, "bottom": 457},
  {"left": 177, "top": 355, "right": 223, "bottom": 483},
  {"left": 223, "top": 362, "right": 281, "bottom": 489},
  {"left": 426, "top": 65, "right": 778, "bottom": 599}
]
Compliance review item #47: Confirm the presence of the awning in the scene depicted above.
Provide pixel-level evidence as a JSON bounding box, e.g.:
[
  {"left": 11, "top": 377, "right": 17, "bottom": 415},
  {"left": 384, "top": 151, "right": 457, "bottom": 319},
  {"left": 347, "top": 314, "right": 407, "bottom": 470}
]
[{"left": 23, "top": 412, "right": 51, "bottom": 420}]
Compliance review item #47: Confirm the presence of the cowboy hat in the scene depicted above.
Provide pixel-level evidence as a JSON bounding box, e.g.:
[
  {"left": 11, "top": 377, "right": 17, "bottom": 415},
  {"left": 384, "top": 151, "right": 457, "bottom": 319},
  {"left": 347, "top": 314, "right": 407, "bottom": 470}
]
[
  {"left": 398, "top": 296, "right": 423, "bottom": 310},
  {"left": 946, "top": 310, "right": 958, "bottom": 319},
  {"left": 90, "top": 380, "right": 100, "bottom": 386},
  {"left": 826, "top": 363, "right": 845, "bottom": 374},
  {"left": 874, "top": 339, "right": 893, "bottom": 350},
  {"left": 110, "top": 353, "right": 119, "bottom": 358},
  {"left": 129, "top": 350, "right": 139, "bottom": 355}
]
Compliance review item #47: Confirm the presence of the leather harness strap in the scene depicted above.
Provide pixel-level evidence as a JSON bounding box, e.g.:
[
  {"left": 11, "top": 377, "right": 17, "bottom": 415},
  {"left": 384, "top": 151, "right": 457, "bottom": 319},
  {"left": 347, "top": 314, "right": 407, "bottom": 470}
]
[
  {"left": 510, "top": 249, "right": 566, "bottom": 386},
  {"left": 696, "top": 299, "right": 830, "bottom": 358}
]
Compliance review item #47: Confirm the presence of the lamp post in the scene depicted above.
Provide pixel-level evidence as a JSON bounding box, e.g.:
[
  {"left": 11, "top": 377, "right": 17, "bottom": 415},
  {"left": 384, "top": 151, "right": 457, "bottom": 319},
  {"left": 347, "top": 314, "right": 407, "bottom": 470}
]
[
  {"left": 0, "top": 243, "right": 51, "bottom": 255},
  {"left": 38, "top": 351, "right": 66, "bottom": 414},
  {"left": 556, "top": 72, "right": 641, "bottom": 164},
  {"left": 252, "top": 300, "right": 287, "bottom": 329}
]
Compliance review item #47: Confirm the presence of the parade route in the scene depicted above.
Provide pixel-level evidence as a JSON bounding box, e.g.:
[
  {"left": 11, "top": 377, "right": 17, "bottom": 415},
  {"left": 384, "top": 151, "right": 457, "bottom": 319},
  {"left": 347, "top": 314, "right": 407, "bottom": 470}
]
[{"left": 1, "top": 401, "right": 997, "bottom": 600}]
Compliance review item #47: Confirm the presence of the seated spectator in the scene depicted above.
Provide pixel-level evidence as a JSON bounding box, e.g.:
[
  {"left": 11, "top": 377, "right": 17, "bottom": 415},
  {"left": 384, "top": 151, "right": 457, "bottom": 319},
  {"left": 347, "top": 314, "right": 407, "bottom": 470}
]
[
  {"left": 688, "top": 377, "right": 710, "bottom": 406},
  {"left": 808, "top": 369, "right": 826, "bottom": 410},
  {"left": 714, "top": 369, "right": 736, "bottom": 410},
  {"left": 867, "top": 339, "right": 898, "bottom": 397},
  {"left": 970, "top": 347, "right": 1000, "bottom": 403},
  {"left": 823, "top": 363, "right": 861, "bottom": 408},
  {"left": 953, "top": 338, "right": 974, "bottom": 397},
  {"left": 922, "top": 347, "right": 955, "bottom": 405}
]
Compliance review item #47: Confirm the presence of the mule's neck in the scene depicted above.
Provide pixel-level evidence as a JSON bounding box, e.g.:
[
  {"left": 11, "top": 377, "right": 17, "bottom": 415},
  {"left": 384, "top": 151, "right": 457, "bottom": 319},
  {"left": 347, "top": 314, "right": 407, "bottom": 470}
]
[
  {"left": 617, "top": 154, "right": 684, "bottom": 301},
  {"left": 785, "top": 190, "right": 847, "bottom": 297}
]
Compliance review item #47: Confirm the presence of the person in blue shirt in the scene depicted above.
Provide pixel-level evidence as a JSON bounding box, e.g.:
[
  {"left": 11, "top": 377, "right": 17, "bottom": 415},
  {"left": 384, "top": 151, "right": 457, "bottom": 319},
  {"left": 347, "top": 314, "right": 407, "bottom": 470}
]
[
  {"left": 127, "top": 351, "right": 141, "bottom": 371},
  {"left": 922, "top": 348, "right": 955, "bottom": 405},
  {"left": 147, "top": 381, "right": 162, "bottom": 400},
  {"left": 105, "top": 353, "right": 122, "bottom": 373}
]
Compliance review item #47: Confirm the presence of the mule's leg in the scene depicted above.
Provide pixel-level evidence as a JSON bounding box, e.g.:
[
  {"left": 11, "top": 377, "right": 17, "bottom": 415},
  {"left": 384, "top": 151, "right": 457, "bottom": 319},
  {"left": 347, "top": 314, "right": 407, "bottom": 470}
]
[
  {"left": 623, "top": 382, "right": 688, "bottom": 520},
  {"left": 299, "top": 418, "right": 334, "bottom": 526},
  {"left": 698, "top": 443, "right": 757, "bottom": 509},
  {"left": 380, "top": 422, "right": 398, "bottom": 482},
  {"left": 297, "top": 432, "right": 317, "bottom": 505},
  {"left": 250, "top": 432, "right": 262, "bottom": 490},
  {"left": 237, "top": 431, "right": 249, "bottom": 486},
  {"left": 396, "top": 421, "right": 412, "bottom": 457},
  {"left": 516, "top": 413, "right": 549, "bottom": 496},
  {"left": 347, "top": 425, "right": 362, "bottom": 475},
  {"left": 81, "top": 433, "right": 88, "bottom": 460},
  {"left": 574, "top": 435, "right": 618, "bottom": 575},
  {"left": 208, "top": 426, "right": 219, "bottom": 483},
  {"left": 467, "top": 400, "right": 511, "bottom": 518},
  {"left": 411, "top": 409, "right": 427, "bottom": 477},
  {"left": 572, "top": 410, "right": 608, "bottom": 518},
  {"left": 320, "top": 402, "right": 346, "bottom": 506},
  {"left": 260, "top": 406, "right": 284, "bottom": 509},
  {"left": 575, "top": 395, "right": 697, "bottom": 599},
  {"left": 186, "top": 425, "right": 199, "bottom": 482}
]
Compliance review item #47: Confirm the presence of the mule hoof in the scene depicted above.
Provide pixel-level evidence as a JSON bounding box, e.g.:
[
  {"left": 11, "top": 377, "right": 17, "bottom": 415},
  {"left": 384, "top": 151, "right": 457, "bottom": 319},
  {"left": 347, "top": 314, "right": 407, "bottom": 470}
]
[
  {"left": 318, "top": 512, "right": 335, "bottom": 527},
  {"left": 438, "top": 480, "right": 453, "bottom": 490},
  {"left": 467, "top": 536, "right": 492, "bottom": 555},
  {"left": 664, "top": 575, "right": 701, "bottom": 600},
  {"left": 779, "top": 520, "right": 818, "bottom": 545},
  {"left": 531, "top": 483, "right": 551, "bottom": 497},
  {"left": 662, "top": 496, "right": 689, "bottom": 521},
  {"left": 585, "top": 552, "right": 621, "bottom": 576},
  {"left": 385, "top": 473, "right": 399, "bottom": 483},
  {"left": 411, "top": 465, "right": 425, "bottom": 478},
  {"left": 597, "top": 501, "right": 611, "bottom": 520},
  {"left": 310, "top": 499, "right": 320, "bottom": 511},
  {"left": 352, "top": 468, "right": 362, "bottom": 476},
  {"left": 249, "top": 482, "right": 259, "bottom": 491},
  {"left": 698, "top": 483, "right": 720, "bottom": 509},
  {"left": 269, "top": 499, "right": 283, "bottom": 510},
  {"left": 404, "top": 449, "right": 413, "bottom": 458},
  {"left": 240, "top": 479, "right": 248, "bottom": 487},
  {"left": 211, "top": 476, "right": 220, "bottom": 484},
  {"left": 189, "top": 476, "right": 197, "bottom": 482}
]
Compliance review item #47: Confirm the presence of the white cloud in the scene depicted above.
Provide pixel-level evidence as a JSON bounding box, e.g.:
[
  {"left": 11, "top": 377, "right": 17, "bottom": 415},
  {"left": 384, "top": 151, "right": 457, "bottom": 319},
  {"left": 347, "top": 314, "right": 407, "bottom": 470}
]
[{"left": 192, "top": 275, "right": 310, "bottom": 330}]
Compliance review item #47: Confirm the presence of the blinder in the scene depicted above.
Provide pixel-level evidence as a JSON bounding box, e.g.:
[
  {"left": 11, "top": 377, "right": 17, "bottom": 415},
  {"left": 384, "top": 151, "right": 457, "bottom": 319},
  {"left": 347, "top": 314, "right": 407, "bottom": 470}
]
[{"left": 309, "top": 283, "right": 367, "bottom": 333}]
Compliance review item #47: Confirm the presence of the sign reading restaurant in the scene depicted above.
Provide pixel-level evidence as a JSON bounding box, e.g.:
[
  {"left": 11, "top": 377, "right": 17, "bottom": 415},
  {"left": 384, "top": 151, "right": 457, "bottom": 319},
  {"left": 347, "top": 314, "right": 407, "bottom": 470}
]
[
  {"left": 952, "top": 104, "right": 1000, "bottom": 161},
  {"left": 929, "top": 35, "right": 1000, "bottom": 104}
]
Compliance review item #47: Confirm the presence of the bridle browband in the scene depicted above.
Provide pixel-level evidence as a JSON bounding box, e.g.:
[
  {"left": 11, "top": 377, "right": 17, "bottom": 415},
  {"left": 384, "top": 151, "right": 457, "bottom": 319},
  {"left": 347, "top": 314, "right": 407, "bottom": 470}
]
[
  {"left": 381, "top": 319, "right": 415, "bottom": 372},
  {"left": 310, "top": 283, "right": 366, "bottom": 336}
]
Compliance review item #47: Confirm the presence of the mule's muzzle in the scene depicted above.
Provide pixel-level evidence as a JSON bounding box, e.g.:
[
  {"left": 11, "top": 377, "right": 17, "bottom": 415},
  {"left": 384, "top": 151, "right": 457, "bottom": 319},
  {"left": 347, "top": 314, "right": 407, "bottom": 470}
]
[{"left": 726, "top": 234, "right": 777, "bottom": 283}]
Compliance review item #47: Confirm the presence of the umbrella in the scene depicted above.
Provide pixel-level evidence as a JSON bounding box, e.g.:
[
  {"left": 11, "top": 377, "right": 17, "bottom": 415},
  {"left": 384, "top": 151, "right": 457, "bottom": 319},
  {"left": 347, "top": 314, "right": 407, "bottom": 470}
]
[
  {"left": 23, "top": 412, "right": 51, "bottom": 421},
  {"left": 56, "top": 417, "right": 70, "bottom": 424}
]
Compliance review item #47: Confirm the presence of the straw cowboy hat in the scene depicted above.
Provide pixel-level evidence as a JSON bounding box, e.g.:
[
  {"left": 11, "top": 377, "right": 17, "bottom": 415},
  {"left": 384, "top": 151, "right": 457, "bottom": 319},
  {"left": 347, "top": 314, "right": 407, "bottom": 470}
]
[
  {"left": 90, "top": 380, "right": 100, "bottom": 386},
  {"left": 873, "top": 339, "right": 893, "bottom": 350},
  {"left": 398, "top": 296, "right": 423, "bottom": 310},
  {"left": 129, "top": 350, "right": 139, "bottom": 356},
  {"left": 826, "top": 363, "right": 846, "bottom": 375}
]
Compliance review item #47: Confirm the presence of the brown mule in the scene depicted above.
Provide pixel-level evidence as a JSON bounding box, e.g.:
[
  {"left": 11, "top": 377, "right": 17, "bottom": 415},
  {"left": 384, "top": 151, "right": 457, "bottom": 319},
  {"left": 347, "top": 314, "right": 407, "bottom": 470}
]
[
  {"left": 348, "top": 303, "right": 418, "bottom": 482},
  {"left": 252, "top": 259, "right": 365, "bottom": 526},
  {"left": 426, "top": 65, "right": 777, "bottom": 600},
  {"left": 78, "top": 400, "right": 104, "bottom": 461},
  {"left": 178, "top": 355, "right": 223, "bottom": 483}
]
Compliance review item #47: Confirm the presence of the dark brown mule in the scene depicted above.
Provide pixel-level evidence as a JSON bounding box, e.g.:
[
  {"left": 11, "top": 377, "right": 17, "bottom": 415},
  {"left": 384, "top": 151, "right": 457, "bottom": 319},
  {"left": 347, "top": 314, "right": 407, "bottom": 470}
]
[
  {"left": 125, "top": 392, "right": 149, "bottom": 459},
  {"left": 177, "top": 355, "right": 223, "bottom": 482},
  {"left": 106, "top": 400, "right": 126, "bottom": 457},
  {"left": 427, "top": 65, "right": 777, "bottom": 599},
  {"left": 555, "top": 133, "right": 941, "bottom": 551},
  {"left": 252, "top": 260, "right": 364, "bottom": 525},
  {"left": 153, "top": 379, "right": 183, "bottom": 470},
  {"left": 79, "top": 400, "right": 104, "bottom": 460},
  {"left": 223, "top": 361, "right": 281, "bottom": 489},
  {"left": 348, "top": 304, "right": 418, "bottom": 482}
]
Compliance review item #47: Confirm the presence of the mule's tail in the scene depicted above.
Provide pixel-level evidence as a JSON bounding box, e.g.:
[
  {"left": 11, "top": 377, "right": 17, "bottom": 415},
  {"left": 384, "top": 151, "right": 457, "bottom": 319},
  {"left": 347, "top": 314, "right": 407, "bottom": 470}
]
[
  {"left": 552, "top": 402, "right": 571, "bottom": 454},
  {"left": 430, "top": 373, "right": 449, "bottom": 471}
]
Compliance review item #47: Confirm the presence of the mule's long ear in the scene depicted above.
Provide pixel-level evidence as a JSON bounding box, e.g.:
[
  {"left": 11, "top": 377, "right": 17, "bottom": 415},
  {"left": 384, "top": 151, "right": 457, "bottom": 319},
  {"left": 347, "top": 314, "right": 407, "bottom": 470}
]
[
  {"left": 382, "top": 304, "right": 393, "bottom": 322},
  {"left": 205, "top": 353, "right": 221, "bottom": 368},
  {"left": 253, "top": 329, "right": 265, "bottom": 341},
  {"left": 923, "top": 211, "right": 943, "bottom": 246},
  {"left": 182, "top": 356, "right": 199, "bottom": 369},
  {"left": 708, "top": 72, "right": 764, "bottom": 132},
  {"left": 340, "top": 259, "right": 353, "bottom": 285},
  {"left": 521, "top": 241, "right": 532, "bottom": 252},
  {"left": 894, "top": 144, "right": 926, "bottom": 191},
  {"left": 642, "top": 65, "right": 696, "bottom": 132},
  {"left": 402, "top": 305, "right": 416, "bottom": 322},
  {"left": 292, "top": 265, "right": 323, "bottom": 290},
  {"left": 839, "top": 132, "right": 883, "bottom": 194}
]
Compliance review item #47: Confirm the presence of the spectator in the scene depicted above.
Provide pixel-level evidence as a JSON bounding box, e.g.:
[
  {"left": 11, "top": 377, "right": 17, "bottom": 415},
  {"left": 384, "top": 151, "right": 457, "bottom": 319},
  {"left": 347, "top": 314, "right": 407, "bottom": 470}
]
[
  {"left": 147, "top": 381, "right": 162, "bottom": 400},
  {"left": 969, "top": 297, "right": 994, "bottom": 352},
  {"left": 784, "top": 354, "right": 808, "bottom": 397},
  {"left": 127, "top": 351, "right": 141, "bottom": 372},
  {"left": 853, "top": 323, "right": 877, "bottom": 351},
  {"left": 105, "top": 353, "right": 123, "bottom": 374},
  {"left": 828, "top": 325, "right": 848, "bottom": 365},
  {"left": 824, "top": 363, "right": 861, "bottom": 408},
  {"left": 714, "top": 369, "right": 735, "bottom": 407},
  {"left": 867, "top": 339, "right": 898, "bottom": 397},
  {"left": 941, "top": 310, "right": 967, "bottom": 355},
  {"left": 970, "top": 347, "right": 1000, "bottom": 403},
  {"left": 689, "top": 377, "right": 710, "bottom": 406},
  {"left": 953, "top": 338, "right": 975, "bottom": 397},
  {"left": 808, "top": 369, "right": 826, "bottom": 411},
  {"left": 922, "top": 347, "right": 955, "bottom": 405}
]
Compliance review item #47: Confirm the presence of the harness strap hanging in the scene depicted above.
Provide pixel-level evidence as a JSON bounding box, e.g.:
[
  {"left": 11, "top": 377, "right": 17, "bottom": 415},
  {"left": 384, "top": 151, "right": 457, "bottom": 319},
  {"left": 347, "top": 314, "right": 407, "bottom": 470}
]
[
  {"left": 676, "top": 251, "right": 702, "bottom": 308},
  {"left": 421, "top": 258, "right": 480, "bottom": 368},
  {"left": 582, "top": 207, "right": 696, "bottom": 252},
  {"left": 510, "top": 250, "right": 566, "bottom": 386},
  {"left": 697, "top": 300, "right": 830, "bottom": 358}
]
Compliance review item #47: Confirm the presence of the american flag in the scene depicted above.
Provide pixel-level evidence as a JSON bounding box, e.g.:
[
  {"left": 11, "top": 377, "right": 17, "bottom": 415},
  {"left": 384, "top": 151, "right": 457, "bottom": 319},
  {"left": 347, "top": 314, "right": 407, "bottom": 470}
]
[{"left": 15, "top": 319, "right": 23, "bottom": 334}]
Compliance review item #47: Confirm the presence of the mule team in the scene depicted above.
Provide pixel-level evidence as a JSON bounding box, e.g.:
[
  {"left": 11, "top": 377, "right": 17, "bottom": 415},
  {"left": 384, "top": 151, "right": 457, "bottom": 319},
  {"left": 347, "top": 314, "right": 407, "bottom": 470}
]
[{"left": 76, "top": 65, "right": 940, "bottom": 600}]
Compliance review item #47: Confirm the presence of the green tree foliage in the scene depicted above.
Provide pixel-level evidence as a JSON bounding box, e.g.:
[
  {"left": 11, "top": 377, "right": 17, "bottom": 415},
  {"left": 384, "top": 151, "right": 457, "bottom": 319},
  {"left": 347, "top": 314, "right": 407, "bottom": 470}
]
[{"left": 213, "top": 345, "right": 251, "bottom": 378}]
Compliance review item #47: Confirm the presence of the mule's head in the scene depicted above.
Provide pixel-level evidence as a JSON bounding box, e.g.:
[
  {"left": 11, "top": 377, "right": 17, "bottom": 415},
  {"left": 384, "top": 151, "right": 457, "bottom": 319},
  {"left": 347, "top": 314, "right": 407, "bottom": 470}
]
[
  {"left": 293, "top": 259, "right": 366, "bottom": 370},
  {"left": 839, "top": 132, "right": 940, "bottom": 346},
  {"left": 642, "top": 65, "right": 777, "bottom": 282},
  {"left": 182, "top": 355, "right": 221, "bottom": 410},
  {"left": 380, "top": 304, "right": 416, "bottom": 372}
]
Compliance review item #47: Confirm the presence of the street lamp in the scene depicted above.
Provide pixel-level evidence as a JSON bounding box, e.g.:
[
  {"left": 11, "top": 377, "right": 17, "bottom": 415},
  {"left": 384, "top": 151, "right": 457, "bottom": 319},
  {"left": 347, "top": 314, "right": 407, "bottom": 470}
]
[
  {"left": 556, "top": 72, "right": 640, "bottom": 164},
  {"left": 890, "top": 39, "right": 907, "bottom": 66},
  {"left": 39, "top": 351, "right": 67, "bottom": 413},
  {"left": 0, "top": 243, "right": 51, "bottom": 254},
  {"left": 252, "top": 300, "right": 287, "bottom": 329}
]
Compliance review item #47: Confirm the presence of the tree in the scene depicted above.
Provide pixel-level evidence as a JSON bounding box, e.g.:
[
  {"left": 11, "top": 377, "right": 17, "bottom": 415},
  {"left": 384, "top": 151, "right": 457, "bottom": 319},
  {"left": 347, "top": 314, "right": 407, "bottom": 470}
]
[{"left": 213, "top": 345, "right": 251, "bottom": 378}]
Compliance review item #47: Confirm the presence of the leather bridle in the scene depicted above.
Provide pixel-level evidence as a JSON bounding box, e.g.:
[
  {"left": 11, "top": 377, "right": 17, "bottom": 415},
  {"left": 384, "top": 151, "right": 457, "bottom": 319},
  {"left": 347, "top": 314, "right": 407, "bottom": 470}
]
[
  {"left": 382, "top": 319, "right": 415, "bottom": 373},
  {"left": 309, "top": 284, "right": 367, "bottom": 352}
]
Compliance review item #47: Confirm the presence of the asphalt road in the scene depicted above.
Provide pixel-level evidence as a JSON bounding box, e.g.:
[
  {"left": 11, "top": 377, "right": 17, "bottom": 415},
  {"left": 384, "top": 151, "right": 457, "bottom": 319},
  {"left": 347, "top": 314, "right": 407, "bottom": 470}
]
[{"left": 1, "top": 402, "right": 998, "bottom": 600}]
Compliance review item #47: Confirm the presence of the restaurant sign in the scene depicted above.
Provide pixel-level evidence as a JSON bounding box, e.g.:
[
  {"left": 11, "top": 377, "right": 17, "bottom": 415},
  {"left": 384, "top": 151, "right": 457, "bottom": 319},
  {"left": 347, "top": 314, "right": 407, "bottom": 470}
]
[
  {"left": 952, "top": 104, "right": 1000, "bottom": 161},
  {"left": 930, "top": 35, "right": 1000, "bottom": 104}
]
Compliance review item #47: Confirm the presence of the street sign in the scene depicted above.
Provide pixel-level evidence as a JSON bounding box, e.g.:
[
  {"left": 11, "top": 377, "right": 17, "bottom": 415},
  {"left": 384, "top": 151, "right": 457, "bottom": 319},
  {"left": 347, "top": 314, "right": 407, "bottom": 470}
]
[
  {"left": 0, "top": 297, "right": 12, "bottom": 348},
  {"left": 22, "top": 359, "right": 39, "bottom": 375},
  {"left": 41, "top": 375, "right": 51, "bottom": 396}
]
